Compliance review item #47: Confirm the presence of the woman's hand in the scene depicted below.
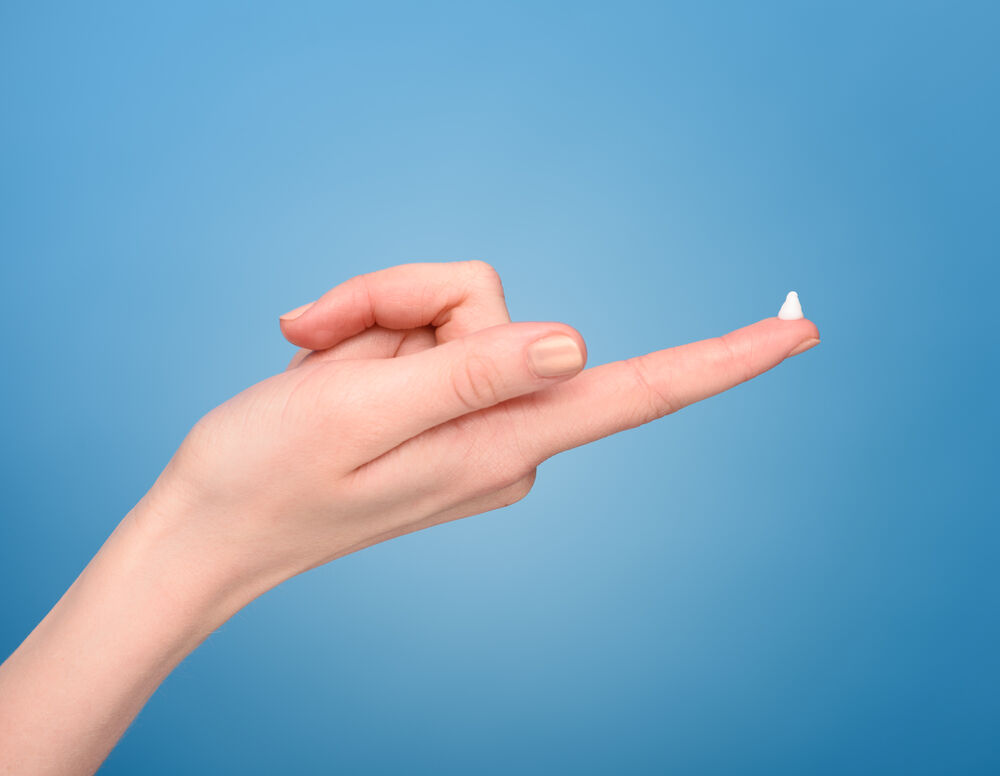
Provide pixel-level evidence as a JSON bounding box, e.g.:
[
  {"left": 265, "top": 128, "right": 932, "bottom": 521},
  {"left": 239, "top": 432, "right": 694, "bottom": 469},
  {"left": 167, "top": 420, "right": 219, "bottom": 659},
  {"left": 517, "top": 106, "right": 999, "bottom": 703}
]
[
  {"left": 145, "top": 260, "right": 820, "bottom": 597},
  {"left": 0, "top": 261, "right": 819, "bottom": 776}
]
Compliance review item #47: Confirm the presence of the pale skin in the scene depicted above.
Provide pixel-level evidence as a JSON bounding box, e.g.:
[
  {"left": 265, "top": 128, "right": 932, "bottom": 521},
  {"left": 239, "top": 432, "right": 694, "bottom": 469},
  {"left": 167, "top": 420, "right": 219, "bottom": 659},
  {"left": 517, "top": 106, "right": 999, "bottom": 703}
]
[{"left": 0, "top": 261, "right": 820, "bottom": 775}]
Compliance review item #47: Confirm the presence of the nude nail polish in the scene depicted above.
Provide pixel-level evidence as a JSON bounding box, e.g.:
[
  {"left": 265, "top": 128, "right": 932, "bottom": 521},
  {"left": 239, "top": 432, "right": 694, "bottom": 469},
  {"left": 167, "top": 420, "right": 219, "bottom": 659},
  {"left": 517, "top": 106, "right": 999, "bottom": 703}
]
[
  {"left": 527, "top": 335, "right": 584, "bottom": 377},
  {"left": 787, "top": 337, "right": 820, "bottom": 357}
]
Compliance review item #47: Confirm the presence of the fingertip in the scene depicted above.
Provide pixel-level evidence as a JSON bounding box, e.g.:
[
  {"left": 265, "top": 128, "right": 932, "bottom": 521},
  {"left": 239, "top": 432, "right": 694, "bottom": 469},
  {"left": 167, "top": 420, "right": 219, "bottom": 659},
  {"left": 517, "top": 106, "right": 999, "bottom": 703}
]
[
  {"left": 768, "top": 315, "right": 820, "bottom": 358},
  {"left": 527, "top": 333, "right": 586, "bottom": 378},
  {"left": 787, "top": 336, "right": 821, "bottom": 357},
  {"left": 278, "top": 316, "right": 307, "bottom": 347},
  {"left": 279, "top": 318, "right": 328, "bottom": 351},
  {"left": 549, "top": 322, "right": 588, "bottom": 370},
  {"left": 279, "top": 301, "right": 315, "bottom": 323},
  {"left": 764, "top": 315, "right": 819, "bottom": 339},
  {"left": 788, "top": 316, "right": 820, "bottom": 343},
  {"left": 525, "top": 321, "right": 588, "bottom": 376},
  {"left": 280, "top": 301, "right": 348, "bottom": 351}
]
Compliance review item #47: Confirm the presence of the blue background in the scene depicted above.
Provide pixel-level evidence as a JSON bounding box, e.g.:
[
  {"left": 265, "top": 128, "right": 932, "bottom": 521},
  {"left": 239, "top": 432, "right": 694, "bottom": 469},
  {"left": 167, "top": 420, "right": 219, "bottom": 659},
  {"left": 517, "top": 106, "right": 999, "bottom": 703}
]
[{"left": 2, "top": 1, "right": 997, "bottom": 773}]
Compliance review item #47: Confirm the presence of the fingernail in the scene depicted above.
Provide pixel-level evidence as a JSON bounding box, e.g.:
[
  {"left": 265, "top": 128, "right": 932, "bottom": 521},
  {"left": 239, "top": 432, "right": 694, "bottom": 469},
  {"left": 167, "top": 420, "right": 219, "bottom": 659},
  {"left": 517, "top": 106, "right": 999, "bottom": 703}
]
[
  {"left": 778, "top": 291, "right": 804, "bottom": 320},
  {"left": 527, "top": 335, "right": 584, "bottom": 377},
  {"left": 787, "top": 337, "right": 820, "bottom": 357},
  {"left": 280, "top": 302, "right": 314, "bottom": 322}
]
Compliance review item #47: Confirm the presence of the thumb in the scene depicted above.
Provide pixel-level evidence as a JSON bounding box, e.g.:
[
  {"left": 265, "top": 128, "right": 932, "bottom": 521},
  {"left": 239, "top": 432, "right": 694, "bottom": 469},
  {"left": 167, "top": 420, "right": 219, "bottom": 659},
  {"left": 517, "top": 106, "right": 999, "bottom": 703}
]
[{"left": 354, "top": 322, "right": 586, "bottom": 458}]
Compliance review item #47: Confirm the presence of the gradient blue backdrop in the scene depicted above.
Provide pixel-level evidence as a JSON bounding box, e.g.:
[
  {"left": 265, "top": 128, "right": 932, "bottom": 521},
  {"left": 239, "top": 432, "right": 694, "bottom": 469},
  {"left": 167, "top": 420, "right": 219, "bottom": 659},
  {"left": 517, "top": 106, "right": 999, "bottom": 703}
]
[{"left": 2, "top": 1, "right": 997, "bottom": 773}]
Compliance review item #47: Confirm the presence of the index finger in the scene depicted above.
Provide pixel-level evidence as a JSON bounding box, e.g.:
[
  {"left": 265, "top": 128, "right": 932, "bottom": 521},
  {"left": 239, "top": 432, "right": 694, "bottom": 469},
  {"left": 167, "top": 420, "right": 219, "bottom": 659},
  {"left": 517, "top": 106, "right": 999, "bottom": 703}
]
[
  {"left": 279, "top": 261, "right": 511, "bottom": 351},
  {"left": 519, "top": 316, "right": 821, "bottom": 462}
]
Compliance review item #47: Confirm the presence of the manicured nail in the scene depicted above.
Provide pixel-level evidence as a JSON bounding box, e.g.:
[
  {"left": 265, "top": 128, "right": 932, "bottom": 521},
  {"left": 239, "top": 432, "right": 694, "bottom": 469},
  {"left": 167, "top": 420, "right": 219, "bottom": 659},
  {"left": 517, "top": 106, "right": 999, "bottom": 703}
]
[
  {"left": 778, "top": 291, "right": 803, "bottom": 320},
  {"left": 787, "top": 337, "right": 820, "bottom": 357},
  {"left": 527, "top": 335, "right": 584, "bottom": 377},
  {"left": 280, "top": 302, "right": 314, "bottom": 322}
]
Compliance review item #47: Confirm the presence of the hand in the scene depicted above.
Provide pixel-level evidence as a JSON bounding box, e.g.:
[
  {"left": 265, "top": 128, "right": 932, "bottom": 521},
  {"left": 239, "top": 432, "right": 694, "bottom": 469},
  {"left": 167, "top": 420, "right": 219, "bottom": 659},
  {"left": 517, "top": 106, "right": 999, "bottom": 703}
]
[
  {"left": 0, "top": 261, "right": 819, "bottom": 776},
  {"left": 146, "top": 260, "right": 820, "bottom": 597}
]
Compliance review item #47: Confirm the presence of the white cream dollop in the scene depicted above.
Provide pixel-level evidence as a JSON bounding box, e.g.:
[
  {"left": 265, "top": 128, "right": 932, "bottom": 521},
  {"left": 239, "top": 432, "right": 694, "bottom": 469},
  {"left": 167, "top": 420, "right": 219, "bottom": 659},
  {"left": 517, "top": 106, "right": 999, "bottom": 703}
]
[{"left": 777, "top": 291, "right": 803, "bottom": 320}]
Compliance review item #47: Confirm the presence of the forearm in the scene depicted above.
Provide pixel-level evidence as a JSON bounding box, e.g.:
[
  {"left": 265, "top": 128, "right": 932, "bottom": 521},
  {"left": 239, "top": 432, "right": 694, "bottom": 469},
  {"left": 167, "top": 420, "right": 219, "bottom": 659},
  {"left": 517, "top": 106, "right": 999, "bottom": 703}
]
[{"left": 0, "top": 497, "right": 262, "bottom": 776}]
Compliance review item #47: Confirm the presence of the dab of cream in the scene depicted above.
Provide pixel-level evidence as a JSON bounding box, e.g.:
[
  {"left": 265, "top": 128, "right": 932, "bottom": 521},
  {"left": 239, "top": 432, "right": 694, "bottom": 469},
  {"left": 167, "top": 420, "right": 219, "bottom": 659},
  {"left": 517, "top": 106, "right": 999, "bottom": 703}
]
[{"left": 777, "top": 291, "right": 803, "bottom": 320}]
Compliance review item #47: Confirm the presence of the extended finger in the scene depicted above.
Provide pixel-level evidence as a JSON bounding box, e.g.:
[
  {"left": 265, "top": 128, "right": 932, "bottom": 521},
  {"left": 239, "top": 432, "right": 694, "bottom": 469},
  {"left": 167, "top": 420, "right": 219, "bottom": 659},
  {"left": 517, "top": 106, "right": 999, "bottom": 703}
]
[
  {"left": 349, "top": 317, "right": 819, "bottom": 510},
  {"left": 517, "top": 316, "right": 820, "bottom": 461},
  {"left": 345, "top": 321, "right": 587, "bottom": 460}
]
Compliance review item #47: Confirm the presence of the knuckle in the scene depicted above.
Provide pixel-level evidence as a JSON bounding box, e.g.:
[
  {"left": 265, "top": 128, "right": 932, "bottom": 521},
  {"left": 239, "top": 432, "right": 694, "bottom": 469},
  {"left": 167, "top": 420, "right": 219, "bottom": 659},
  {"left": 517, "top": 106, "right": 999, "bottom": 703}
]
[
  {"left": 623, "top": 356, "right": 679, "bottom": 425},
  {"left": 493, "top": 439, "right": 539, "bottom": 489},
  {"left": 480, "top": 460, "right": 536, "bottom": 505},
  {"left": 457, "top": 413, "right": 537, "bottom": 495},
  {"left": 506, "top": 469, "right": 537, "bottom": 504},
  {"left": 346, "top": 272, "right": 377, "bottom": 329},
  {"left": 452, "top": 351, "right": 504, "bottom": 411},
  {"left": 718, "top": 333, "right": 755, "bottom": 384},
  {"left": 465, "top": 260, "right": 502, "bottom": 287}
]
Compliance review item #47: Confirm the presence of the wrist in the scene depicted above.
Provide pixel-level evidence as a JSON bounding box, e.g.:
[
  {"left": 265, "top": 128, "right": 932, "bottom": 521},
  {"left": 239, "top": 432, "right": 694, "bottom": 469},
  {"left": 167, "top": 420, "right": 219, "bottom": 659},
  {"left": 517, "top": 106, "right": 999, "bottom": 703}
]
[{"left": 127, "top": 483, "right": 289, "bottom": 634}]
